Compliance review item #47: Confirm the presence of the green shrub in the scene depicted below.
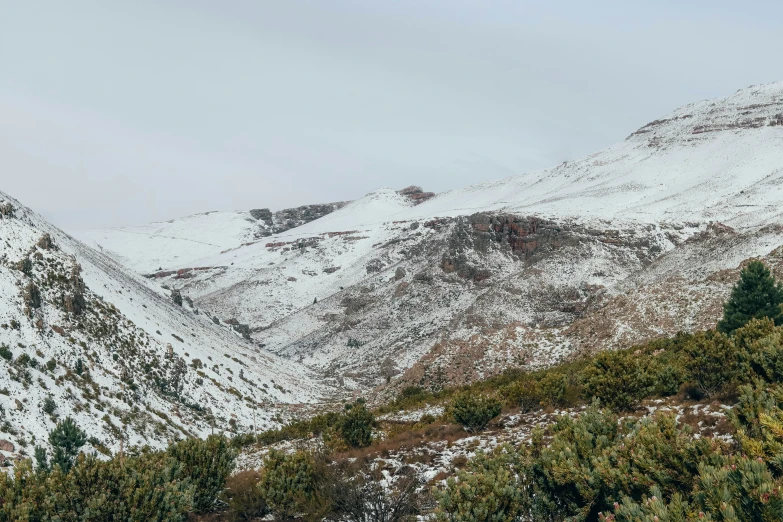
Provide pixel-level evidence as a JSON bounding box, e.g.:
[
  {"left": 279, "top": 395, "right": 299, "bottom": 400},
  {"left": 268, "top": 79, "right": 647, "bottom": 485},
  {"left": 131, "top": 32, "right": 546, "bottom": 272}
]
[
  {"left": 607, "top": 486, "right": 692, "bottom": 522},
  {"left": 166, "top": 435, "right": 236, "bottom": 513},
  {"left": 42, "top": 396, "right": 56, "bottom": 414},
  {"left": 49, "top": 416, "right": 86, "bottom": 473},
  {"left": 682, "top": 330, "right": 747, "bottom": 398},
  {"left": 718, "top": 260, "right": 783, "bottom": 335},
  {"left": 34, "top": 446, "right": 48, "bottom": 471},
  {"left": 0, "top": 345, "right": 12, "bottom": 361},
  {"left": 339, "top": 400, "right": 374, "bottom": 448},
  {"left": 583, "top": 350, "right": 658, "bottom": 410},
  {"left": 434, "top": 452, "right": 525, "bottom": 522},
  {"left": 0, "top": 451, "right": 193, "bottom": 522},
  {"left": 259, "top": 450, "right": 324, "bottom": 521},
  {"left": 536, "top": 369, "right": 582, "bottom": 408},
  {"left": 526, "top": 403, "right": 619, "bottom": 520},
  {"left": 501, "top": 376, "right": 541, "bottom": 412},
  {"left": 694, "top": 457, "right": 783, "bottom": 520},
  {"left": 450, "top": 393, "right": 502, "bottom": 432}
]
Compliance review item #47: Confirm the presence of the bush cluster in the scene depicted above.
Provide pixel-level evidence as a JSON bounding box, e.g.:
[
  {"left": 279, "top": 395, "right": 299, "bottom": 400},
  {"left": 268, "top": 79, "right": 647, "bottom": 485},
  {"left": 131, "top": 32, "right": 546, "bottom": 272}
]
[
  {"left": 450, "top": 393, "right": 502, "bottom": 432},
  {"left": 433, "top": 396, "right": 783, "bottom": 521},
  {"left": 0, "top": 434, "right": 236, "bottom": 521}
]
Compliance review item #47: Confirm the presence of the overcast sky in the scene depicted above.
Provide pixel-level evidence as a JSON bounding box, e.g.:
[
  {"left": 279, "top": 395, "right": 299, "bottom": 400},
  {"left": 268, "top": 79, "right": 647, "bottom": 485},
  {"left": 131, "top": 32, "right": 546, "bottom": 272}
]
[{"left": 1, "top": 1, "right": 782, "bottom": 230}]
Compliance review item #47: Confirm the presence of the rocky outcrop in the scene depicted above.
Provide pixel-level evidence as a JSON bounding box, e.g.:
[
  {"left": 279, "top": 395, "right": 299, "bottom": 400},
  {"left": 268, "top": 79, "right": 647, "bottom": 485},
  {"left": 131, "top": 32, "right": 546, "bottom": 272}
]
[
  {"left": 398, "top": 186, "right": 436, "bottom": 205},
  {"left": 250, "top": 202, "right": 349, "bottom": 238}
]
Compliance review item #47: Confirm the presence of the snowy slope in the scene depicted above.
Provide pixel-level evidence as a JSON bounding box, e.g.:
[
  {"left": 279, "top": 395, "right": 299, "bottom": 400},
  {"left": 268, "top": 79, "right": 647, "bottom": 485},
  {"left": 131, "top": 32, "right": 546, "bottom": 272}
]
[
  {"left": 79, "top": 211, "right": 258, "bottom": 273},
  {"left": 77, "top": 201, "right": 350, "bottom": 274},
  {"left": 0, "top": 191, "right": 328, "bottom": 465}
]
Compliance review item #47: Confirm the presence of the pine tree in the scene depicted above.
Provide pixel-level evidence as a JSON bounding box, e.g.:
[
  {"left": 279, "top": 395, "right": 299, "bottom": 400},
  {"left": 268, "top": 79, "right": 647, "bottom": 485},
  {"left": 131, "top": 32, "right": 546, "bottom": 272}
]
[
  {"left": 166, "top": 435, "right": 236, "bottom": 513},
  {"left": 259, "top": 450, "right": 322, "bottom": 520},
  {"left": 48, "top": 417, "right": 86, "bottom": 473},
  {"left": 338, "top": 400, "right": 374, "bottom": 448},
  {"left": 718, "top": 260, "right": 783, "bottom": 334},
  {"left": 34, "top": 446, "right": 49, "bottom": 471}
]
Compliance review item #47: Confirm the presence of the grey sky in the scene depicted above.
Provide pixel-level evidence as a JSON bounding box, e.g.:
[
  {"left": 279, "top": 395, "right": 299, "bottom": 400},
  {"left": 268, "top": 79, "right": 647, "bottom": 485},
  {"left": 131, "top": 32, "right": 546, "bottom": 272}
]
[{"left": 1, "top": 0, "right": 782, "bottom": 230}]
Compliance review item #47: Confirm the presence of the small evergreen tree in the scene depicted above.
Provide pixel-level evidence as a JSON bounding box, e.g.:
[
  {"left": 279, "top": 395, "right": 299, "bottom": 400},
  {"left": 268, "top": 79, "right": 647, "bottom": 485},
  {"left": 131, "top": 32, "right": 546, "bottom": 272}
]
[
  {"left": 42, "top": 397, "right": 56, "bottom": 415},
  {"left": 34, "top": 446, "right": 49, "bottom": 472},
  {"left": 48, "top": 417, "right": 86, "bottom": 473},
  {"left": 339, "top": 400, "right": 374, "bottom": 448},
  {"left": 259, "top": 450, "right": 323, "bottom": 521},
  {"left": 166, "top": 435, "right": 236, "bottom": 513},
  {"left": 718, "top": 260, "right": 783, "bottom": 335}
]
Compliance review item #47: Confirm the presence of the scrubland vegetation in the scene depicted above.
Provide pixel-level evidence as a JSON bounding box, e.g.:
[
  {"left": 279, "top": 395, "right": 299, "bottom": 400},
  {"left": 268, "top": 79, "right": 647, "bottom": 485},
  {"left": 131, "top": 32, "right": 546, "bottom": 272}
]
[{"left": 6, "top": 260, "right": 783, "bottom": 520}]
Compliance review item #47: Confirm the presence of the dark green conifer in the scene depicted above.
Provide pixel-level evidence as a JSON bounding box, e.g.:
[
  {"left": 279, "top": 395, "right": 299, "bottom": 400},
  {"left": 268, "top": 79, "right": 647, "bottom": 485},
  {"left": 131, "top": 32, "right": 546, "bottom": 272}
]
[
  {"left": 48, "top": 416, "right": 86, "bottom": 473},
  {"left": 34, "top": 446, "right": 49, "bottom": 472},
  {"left": 339, "top": 400, "right": 374, "bottom": 448},
  {"left": 718, "top": 260, "right": 783, "bottom": 334}
]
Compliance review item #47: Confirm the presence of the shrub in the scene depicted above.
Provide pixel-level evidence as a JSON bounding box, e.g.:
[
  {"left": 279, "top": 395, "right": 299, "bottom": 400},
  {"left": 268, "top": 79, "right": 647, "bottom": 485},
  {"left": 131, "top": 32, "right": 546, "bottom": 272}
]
[
  {"left": 258, "top": 450, "right": 324, "bottom": 521},
  {"left": 46, "top": 358, "right": 57, "bottom": 371},
  {"left": 48, "top": 416, "right": 86, "bottom": 473},
  {"left": 339, "top": 400, "right": 374, "bottom": 448},
  {"left": 694, "top": 457, "right": 783, "bottom": 520},
  {"left": 501, "top": 376, "right": 541, "bottom": 412},
  {"left": 606, "top": 459, "right": 783, "bottom": 521},
  {"left": 434, "top": 450, "right": 525, "bottom": 522},
  {"left": 583, "top": 350, "right": 657, "bottom": 410},
  {"left": 718, "top": 260, "right": 783, "bottom": 334},
  {"left": 536, "top": 369, "right": 582, "bottom": 407},
  {"left": 682, "top": 330, "right": 747, "bottom": 398},
  {"left": 166, "top": 435, "right": 236, "bottom": 513},
  {"left": 0, "top": 345, "right": 12, "bottom": 361},
  {"left": 328, "top": 465, "right": 422, "bottom": 522},
  {"left": 450, "top": 393, "right": 502, "bottom": 432},
  {"left": 222, "top": 470, "right": 268, "bottom": 521},
  {"left": 42, "top": 397, "right": 56, "bottom": 414},
  {"left": 527, "top": 403, "right": 619, "bottom": 520}
]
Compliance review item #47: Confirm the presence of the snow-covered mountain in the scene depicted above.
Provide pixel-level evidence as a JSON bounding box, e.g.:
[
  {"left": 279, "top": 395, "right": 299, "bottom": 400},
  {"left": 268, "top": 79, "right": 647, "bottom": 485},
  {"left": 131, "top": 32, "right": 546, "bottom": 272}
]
[
  {"left": 0, "top": 191, "right": 330, "bottom": 465},
  {"left": 78, "top": 82, "right": 783, "bottom": 395},
  {"left": 78, "top": 201, "right": 349, "bottom": 274}
]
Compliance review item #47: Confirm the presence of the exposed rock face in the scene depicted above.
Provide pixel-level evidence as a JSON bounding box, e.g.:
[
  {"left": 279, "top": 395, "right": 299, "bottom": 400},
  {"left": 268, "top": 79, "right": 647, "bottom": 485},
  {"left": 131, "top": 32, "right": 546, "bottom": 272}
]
[
  {"left": 250, "top": 202, "right": 349, "bottom": 238},
  {"left": 37, "top": 233, "right": 54, "bottom": 250},
  {"left": 398, "top": 186, "right": 436, "bottom": 205},
  {"left": 0, "top": 202, "right": 15, "bottom": 218},
  {"left": 0, "top": 440, "right": 14, "bottom": 452}
]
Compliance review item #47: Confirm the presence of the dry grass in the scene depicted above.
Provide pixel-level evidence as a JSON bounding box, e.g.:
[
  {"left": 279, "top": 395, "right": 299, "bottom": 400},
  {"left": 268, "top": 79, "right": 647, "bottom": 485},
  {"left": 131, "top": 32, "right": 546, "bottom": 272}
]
[{"left": 334, "top": 423, "right": 467, "bottom": 461}]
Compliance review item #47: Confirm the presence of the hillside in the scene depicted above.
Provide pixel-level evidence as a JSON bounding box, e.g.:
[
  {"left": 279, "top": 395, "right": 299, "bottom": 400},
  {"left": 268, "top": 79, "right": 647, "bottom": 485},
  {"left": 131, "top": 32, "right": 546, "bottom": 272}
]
[
  {"left": 78, "top": 201, "right": 349, "bottom": 274},
  {"left": 80, "top": 82, "right": 783, "bottom": 396},
  {"left": 0, "top": 191, "right": 330, "bottom": 465}
]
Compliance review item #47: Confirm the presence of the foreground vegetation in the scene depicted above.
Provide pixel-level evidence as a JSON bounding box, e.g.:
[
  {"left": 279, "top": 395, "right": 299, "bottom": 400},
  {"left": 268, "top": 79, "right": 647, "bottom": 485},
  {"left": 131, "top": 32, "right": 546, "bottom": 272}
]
[{"left": 5, "top": 259, "right": 783, "bottom": 520}]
